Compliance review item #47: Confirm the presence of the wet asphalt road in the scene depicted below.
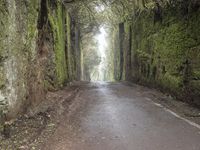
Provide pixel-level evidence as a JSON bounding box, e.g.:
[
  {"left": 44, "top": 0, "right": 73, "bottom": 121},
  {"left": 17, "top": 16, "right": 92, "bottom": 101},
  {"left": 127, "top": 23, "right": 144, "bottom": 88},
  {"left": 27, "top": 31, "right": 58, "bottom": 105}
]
[{"left": 43, "top": 82, "right": 200, "bottom": 150}]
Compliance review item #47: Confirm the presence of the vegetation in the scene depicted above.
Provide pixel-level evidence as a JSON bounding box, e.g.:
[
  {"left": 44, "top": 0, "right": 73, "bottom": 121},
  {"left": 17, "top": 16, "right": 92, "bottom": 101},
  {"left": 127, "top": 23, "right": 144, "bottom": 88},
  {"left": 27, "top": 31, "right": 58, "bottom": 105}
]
[{"left": 0, "top": 0, "right": 200, "bottom": 127}]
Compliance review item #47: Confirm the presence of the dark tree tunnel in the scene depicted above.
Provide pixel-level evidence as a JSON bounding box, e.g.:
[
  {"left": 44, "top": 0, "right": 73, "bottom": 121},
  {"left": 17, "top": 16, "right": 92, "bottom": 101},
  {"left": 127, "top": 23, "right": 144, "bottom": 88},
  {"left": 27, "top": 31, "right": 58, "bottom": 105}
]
[{"left": 0, "top": 0, "right": 200, "bottom": 149}]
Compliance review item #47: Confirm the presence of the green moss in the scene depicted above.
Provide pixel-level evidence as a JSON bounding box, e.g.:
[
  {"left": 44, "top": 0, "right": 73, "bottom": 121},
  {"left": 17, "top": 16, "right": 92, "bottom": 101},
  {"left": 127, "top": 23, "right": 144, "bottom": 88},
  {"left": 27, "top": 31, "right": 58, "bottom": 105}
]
[
  {"left": 129, "top": 5, "right": 200, "bottom": 105},
  {"left": 112, "top": 27, "right": 121, "bottom": 80},
  {"left": 159, "top": 73, "right": 183, "bottom": 91},
  {"left": 66, "top": 13, "right": 73, "bottom": 80},
  {"left": 0, "top": 71, "right": 6, "bottom": 89},
  {"left": 136, "top": 49, "right": 151, "bottom": 61},
  {"left": 0, "top": 1, "right": 7, "bottom": 93},
  {"left": 47, "top": 0, "right": 68, "bottom": 86},
  {"left": 193, "top": 71, "right": 200, "bottom": 80}
]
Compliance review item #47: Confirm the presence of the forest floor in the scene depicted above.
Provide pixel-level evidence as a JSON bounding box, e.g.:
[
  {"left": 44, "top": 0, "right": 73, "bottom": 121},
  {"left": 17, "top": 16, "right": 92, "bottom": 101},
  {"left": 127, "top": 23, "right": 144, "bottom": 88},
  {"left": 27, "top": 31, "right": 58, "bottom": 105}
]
[{"left": 0, "top": 82, "right": 200, "bottom": 150}]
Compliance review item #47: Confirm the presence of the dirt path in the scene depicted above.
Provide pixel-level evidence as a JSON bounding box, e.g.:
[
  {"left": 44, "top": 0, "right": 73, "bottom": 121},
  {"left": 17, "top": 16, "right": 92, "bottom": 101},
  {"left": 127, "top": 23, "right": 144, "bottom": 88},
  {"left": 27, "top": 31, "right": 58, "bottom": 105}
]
[
  {"left": 41, "top": 82, "right": 200, "bottom": 150},
  {"left": 1, "top": 82, "right": 200, "bottom": 149}
]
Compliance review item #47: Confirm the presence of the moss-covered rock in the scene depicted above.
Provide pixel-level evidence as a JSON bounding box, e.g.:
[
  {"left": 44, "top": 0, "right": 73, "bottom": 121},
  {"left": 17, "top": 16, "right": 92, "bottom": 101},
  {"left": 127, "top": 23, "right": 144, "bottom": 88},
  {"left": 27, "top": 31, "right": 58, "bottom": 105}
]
[
  {"left": 0, "top": 0, "right": 41, "bottom": 121},
  {"left": 47, "top": 0, "right": 68, "bottom": 86},
  {"left": 128, "top": 3, "right": 200, "bottom": 106},
  {"left": 0, "top": 0, "right": 81, "bottom": 123}
]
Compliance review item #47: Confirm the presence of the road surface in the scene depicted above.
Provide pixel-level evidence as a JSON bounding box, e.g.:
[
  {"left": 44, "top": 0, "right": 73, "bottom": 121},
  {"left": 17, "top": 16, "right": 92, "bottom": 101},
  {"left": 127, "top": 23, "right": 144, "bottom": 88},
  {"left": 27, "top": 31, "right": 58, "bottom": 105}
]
[{"left": 42, "top": 82, "right": 200, "bottom": 150}]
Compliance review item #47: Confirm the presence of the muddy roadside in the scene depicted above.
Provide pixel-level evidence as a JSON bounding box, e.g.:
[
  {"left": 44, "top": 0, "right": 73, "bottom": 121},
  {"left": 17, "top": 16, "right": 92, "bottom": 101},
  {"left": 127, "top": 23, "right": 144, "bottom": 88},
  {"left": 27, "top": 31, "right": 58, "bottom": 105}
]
[{"left": 0, "top": 82, "right": 83, "bottom": 150}]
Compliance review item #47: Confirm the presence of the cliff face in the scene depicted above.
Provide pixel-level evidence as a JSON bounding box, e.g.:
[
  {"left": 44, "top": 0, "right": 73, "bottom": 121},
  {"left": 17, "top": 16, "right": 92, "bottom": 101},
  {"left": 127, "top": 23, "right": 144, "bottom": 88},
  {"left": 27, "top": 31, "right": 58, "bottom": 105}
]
[
  {"left": 0, "top": 0, "right": 81, "bottom": 122},
  {"left": 114, "top": 1, "right": 200, "bottom": 106}
]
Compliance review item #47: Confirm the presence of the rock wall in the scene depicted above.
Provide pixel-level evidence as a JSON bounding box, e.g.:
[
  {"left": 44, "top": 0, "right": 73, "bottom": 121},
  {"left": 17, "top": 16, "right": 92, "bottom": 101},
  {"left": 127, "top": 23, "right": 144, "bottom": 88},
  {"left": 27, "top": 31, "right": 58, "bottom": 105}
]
[
  {"left": 114, "top": 1, "right": 200, "bottom": 106},
  {"left": 113, "top": 26, "right": 122, "bottom": 81},
  {"left": 0, "top": 0, "right": 81, "bottom": 123}
]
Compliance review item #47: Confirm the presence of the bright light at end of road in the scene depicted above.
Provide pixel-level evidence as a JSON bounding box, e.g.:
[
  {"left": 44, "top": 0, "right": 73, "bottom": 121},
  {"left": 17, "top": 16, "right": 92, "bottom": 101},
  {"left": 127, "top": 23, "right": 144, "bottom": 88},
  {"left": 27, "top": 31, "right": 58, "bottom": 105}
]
[
  {"left": 95, "top": 5, "right": 105, "bottom": 13},
  {"left": 91, "top": 26, "right": 108, "bottom": 81},
  {"left": 96, "top": 27, "right": 107, "bottom": 58}
]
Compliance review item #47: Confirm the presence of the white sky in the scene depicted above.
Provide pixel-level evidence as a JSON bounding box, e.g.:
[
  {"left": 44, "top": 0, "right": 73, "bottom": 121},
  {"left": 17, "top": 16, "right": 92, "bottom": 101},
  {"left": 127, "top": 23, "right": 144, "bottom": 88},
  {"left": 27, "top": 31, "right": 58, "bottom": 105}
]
[
  {"left": 93, "top": 26, "right": 108, "bottom": 81},
  {"left": 96, "top": 27, "right": 107, "bottom": 58},
  {"left": 95, "top": 5, "right": 105, "bottom": 13}
]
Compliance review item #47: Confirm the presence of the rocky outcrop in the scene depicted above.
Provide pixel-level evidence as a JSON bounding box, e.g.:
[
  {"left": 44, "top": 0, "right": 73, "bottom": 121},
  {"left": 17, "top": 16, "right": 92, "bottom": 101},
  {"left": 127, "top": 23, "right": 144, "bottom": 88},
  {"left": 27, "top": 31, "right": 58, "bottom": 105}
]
[
  {"left": 114, "top": 1, "right": 200, "bottom": 106},
  {"left": 0, "top": 0, "right": 81, "bottom": 123}
]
